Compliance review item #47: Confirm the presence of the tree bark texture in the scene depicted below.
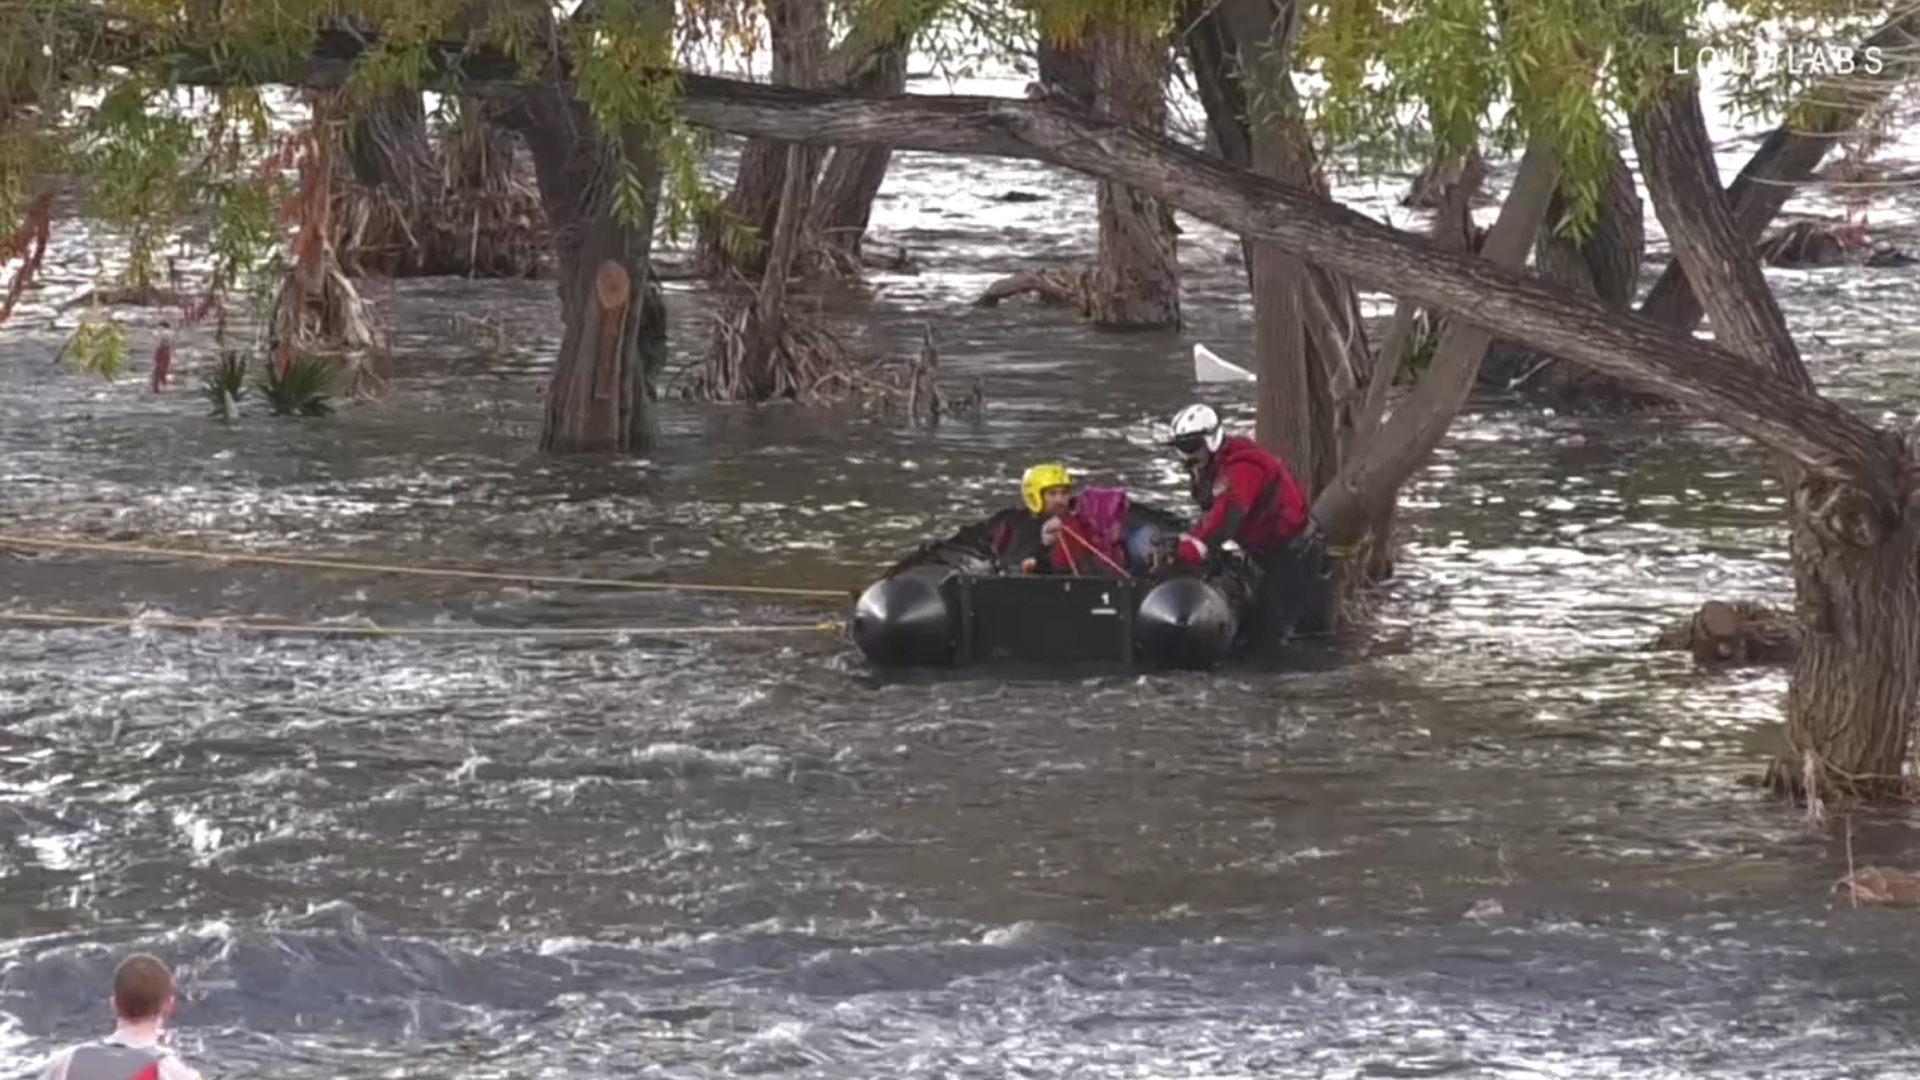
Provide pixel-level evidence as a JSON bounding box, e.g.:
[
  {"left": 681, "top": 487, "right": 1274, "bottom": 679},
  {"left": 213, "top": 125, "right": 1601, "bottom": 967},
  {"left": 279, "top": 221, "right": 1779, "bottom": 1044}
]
[
  {"left": 1182, "top": 0, "right": 1365, "bottom": 487},
  {"left": 1348, "top": 152, "right": 1484, "bottom": 586},
  {"left": 702, "top": 6, "right": 920, "bottom": 278},
  {"left": 805, "top": 37, "right": 907, "bottom": 259},
  {"left": 1219, "top": 0, "right": 1318, "bottom": 491},
  {"left": 343, "top": 89, "right": 438, "bottom": 201},
  {"left": 1087, "top": 21, "right": 1181, "bottom": 330},
  {"left": 1037, "top": 34, "right": 1096, "bottom": 105},
  {"left": 726, "top": 0, "right": 827, "bottom": 399},
  {"left": 502, "top": 88, "right": 664, "bottom": 453},
  {"left": 699, "top": 0, "right": 824, "bottom": 278},
  {"left": 330, "top": 92, "right": 542, "bottom": 280},
  {"left": 1632, "top": 76, "right": 1920, "bottom": 804},
  {"left": 667, "top": 77, "right": 1897, "bottom": 474},
  {"left": 1352, "top": 152, "right": 1485, "bottom": 458},
  {"left": 1312, "top": 142, "right": 1559, "bottom": 545},
  {"left": 1534, "top": 149, "right": 1644, "bottom": 309},
  {"left": 1637, "top": 10, "right": 1920, "bottom": 332}
]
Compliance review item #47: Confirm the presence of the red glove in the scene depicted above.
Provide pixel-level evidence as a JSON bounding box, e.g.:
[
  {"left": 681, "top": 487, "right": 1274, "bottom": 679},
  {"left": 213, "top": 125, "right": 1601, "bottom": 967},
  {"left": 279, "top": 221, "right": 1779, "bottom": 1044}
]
[{"left": 1175, "top": 534, "right": 1207, "bottom": 565}]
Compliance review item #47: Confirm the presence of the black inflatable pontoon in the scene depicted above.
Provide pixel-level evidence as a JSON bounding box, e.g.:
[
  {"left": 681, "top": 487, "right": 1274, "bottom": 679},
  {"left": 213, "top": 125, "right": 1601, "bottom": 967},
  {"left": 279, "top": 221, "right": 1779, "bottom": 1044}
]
[{"left": 850, "top": 504, "right": 1259, "bottom": 671}]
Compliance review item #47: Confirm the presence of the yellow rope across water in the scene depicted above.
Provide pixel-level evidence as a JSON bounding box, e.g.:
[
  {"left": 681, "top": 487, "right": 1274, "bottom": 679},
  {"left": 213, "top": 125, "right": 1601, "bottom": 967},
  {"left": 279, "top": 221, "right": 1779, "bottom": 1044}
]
[
  {"left": 0, "top": 610, "right": 845, "bottom": 639},
  {"left": 0, "top": 533, "right": 856, "bottom": 601}
]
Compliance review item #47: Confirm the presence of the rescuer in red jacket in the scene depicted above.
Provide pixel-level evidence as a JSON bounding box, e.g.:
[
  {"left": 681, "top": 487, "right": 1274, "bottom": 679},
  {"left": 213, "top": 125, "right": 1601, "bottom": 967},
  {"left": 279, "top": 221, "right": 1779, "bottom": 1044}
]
[
  {"left": 1161, "top": 402, "right": 1318, "bottom": 644},
  {"left": 1164, "top": 403, "right": 1307, "bottom": 564}
]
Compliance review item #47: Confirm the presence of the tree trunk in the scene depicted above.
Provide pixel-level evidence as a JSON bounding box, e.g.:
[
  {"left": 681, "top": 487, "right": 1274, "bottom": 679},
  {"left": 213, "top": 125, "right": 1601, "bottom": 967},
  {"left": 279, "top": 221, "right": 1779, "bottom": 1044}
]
[
  {"left": 698, "top": 0, "right": 828, "bottom": 280},
  {"left": 1535, "top": 150, "right": 1644, "bottom": 309},
  {"left": 1480, "top": 146, "right": 1661, "bottom": 409},
  {"left": 1631, "top": 76, "right": 1920, "bottom": 806},
  {"left": 806, "top": 39, "right": 907, "bottom": 262},
  {"left": 1313, "top": 141, "right": 1559, "bottom": 545},
  {"left": 343, "top": 89, "right": 438, "bottom": 201},
  {"left": 1638, "top": 9, "right": 1920, "bottom": 331},
  {"left": 697, "top": 0, "right": 830, "bottom": 401},
  {"left": 1086, "top": 21, "right": 1180, "bottom": 330},
  {"left": 331, "top": 93, "right": 545, "bottom": 280},
  {"left": 1219, "top": 0, "right": 1319, "bottom": 491},
  {"left": 1182, "top": 0, "right": 1366, "bottom": 490},
  {"left": 1176, "top": 0, "right": 1250, "bottom": 237},
  {"left": 503, "top": 88, "right": 664, "bottom": 453},
  {"left": 1353, "top": 150, "right": 1484, "bottom": 451},
  {"left": 1179, "top": 0, "right": 1367, "bottom": 378},
  {"left": 276, "top": 88, "right": 382, "bottom": 364},
  {"left": 1037, "top": 35, "right": 1097, "bottom": 105}
]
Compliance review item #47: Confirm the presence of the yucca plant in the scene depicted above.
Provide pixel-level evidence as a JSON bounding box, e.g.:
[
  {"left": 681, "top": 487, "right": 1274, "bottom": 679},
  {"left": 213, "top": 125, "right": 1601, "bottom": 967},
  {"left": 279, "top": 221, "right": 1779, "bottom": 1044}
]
[
  {"left": 200, "top": 351, "right": 248, "bottom": 420},
  {"left": 257, "top": 353, "right": 336, "bottom": 417}
]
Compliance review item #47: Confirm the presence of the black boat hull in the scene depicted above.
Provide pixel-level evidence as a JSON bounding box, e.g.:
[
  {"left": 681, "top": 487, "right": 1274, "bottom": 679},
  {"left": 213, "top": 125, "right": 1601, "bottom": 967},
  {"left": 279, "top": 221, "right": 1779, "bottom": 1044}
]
[
  {"left": 850, "top": 568, "right": 1250, "bottom": 672},
  {"left": 849, "top": 502, "right": 1262, "bottom": 671}
]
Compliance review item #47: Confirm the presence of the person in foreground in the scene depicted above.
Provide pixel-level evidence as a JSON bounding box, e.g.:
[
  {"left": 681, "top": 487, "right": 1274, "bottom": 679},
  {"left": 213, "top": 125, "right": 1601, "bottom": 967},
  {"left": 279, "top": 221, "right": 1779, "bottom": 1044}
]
[
  {"left": 987, "top": 463, "right": 1129, "bottom": 576},
  {"left": 40, "top": 953, "right": 202, "bottom": 1080},
  {"left": 1162, "top": 402, "right": 1321, "bottom": 644}
]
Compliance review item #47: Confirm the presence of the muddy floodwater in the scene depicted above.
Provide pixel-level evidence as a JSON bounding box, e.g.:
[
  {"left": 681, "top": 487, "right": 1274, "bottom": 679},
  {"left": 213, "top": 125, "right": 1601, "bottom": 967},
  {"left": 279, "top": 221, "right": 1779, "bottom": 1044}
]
[{"left": 7, "top": 71, "right": 1920, "bottom": 1078}]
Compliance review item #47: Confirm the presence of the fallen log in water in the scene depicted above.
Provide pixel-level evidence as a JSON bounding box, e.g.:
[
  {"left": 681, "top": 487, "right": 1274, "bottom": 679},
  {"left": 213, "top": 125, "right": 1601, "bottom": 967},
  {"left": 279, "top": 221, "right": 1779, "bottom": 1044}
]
[
  {"left": 1651, "top": 599, "right": 1802, "bottom": 668},
  {"left": 972, "top": 268, "right": 1094, "bottom": 313}
]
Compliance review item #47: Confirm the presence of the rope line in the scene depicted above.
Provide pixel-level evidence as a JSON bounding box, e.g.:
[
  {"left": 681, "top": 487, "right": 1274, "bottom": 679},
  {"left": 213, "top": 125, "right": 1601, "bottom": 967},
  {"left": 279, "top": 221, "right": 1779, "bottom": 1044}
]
[
  {"left": 0, "top": 610, "right": 845, "bottom": 639},
  {"left": 0, "top": 534, "right": 854, "bottom": 601}
]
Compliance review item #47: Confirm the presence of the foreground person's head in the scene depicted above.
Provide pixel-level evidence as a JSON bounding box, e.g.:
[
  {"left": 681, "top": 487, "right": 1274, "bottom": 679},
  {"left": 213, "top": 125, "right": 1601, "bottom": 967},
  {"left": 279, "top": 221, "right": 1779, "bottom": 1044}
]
[{"left": 111, "top": 953, "right": 176, "bottom": 1027}]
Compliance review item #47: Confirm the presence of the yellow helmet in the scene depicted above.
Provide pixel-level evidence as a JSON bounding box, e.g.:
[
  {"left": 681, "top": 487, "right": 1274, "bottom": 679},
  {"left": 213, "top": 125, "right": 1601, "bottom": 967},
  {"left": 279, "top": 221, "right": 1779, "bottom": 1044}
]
[{"left": 1021, "top": 463, "right": 1072, "bottom": 514}]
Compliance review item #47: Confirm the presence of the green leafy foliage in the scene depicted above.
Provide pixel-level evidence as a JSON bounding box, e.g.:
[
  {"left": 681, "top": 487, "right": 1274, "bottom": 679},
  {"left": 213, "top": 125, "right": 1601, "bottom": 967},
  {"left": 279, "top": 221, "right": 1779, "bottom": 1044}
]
[
  {"left": 201, "top": 351, "right": 249, "bottom": 419},
  {"left": 1293, "top": 0, "right": 1884, "bottom": 241},
  {"left": 258, "top": 353, "right": 337, "bottom": 416},
  {"left": 64, "top": 316, "right": 130, "bottom": 381}
]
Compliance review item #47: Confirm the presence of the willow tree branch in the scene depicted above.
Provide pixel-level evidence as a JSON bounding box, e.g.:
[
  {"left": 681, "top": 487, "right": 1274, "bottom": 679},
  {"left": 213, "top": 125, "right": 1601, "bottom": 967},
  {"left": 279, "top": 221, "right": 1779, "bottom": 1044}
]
[{"left": 666, "top": 78, "right": 1891, "bottom": 477}]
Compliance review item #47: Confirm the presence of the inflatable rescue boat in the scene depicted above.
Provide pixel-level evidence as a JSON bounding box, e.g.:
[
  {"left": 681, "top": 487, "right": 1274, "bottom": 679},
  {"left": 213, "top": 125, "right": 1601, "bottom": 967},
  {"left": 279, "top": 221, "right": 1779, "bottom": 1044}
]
[{"left": 850, "top": 502, "right": 1261, "bottom": 671}]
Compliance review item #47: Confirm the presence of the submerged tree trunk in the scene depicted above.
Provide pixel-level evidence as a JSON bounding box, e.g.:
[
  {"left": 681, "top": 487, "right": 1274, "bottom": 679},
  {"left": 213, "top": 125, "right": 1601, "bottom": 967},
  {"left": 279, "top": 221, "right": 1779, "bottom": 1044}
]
[
  {"left": 1314, "top": 142, "right": 1559, "bottom": 546},
  {"left": 1177, "top": 0, "right": 1249, "bottom": 268},
  {"left": 806, "top": 39, "right": 908, "bottom": 263},
  {"left": 1481, "top": 147, "right": 1660, "bottom": 409},
  {"left": 1631, "top": 77, "right": 1920, "bottom": 807},
  {"left": 696, "top": 0, "right": 833, "bottom": 400},
  {"left": 504, "top": 89, "right": 664, "bottom": 453},
  {"left": 1182, "top": 0, "right": 1365, "bottom": 497},
  {"left": 697, "top": 0, "right": 826, "bottom": 280},
  {"left": 333, "top": 93, "right": 545, "bottom": 280},
  {"left": 1223, "top": 0, "right": 1329, "bottom": 497},
  {"left": 274, "top": 87, "right": 383, "bottom": 376},
  {"left": 1086, "top": 21, "right": 1180, "bottom": 330},
  {"left": 703, "top": 5, "right": 920, "bottom": 279},
  {"left": 343, "top": 89, "right": 437, "bottom": 200}
]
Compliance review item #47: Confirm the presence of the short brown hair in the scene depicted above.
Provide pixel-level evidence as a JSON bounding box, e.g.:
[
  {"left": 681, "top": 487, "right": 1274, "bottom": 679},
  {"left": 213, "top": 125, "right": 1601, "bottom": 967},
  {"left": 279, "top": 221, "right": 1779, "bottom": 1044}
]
[{"left": 111, "top": 954, "right": 173, "bottom": 1021}]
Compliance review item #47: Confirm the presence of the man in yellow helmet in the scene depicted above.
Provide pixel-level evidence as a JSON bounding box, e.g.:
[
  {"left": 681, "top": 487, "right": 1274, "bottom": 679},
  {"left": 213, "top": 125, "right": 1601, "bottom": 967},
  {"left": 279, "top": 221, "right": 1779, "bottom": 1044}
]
[{"left": 986, "top": 463, "right": 1128, "bottom": 575}]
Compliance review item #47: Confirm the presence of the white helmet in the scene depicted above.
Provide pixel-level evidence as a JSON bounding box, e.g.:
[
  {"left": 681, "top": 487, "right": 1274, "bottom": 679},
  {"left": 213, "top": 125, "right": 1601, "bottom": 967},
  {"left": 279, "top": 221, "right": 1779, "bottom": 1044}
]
[{"left": 1166, "top": 403, "right": 1223, "bottom": 454}]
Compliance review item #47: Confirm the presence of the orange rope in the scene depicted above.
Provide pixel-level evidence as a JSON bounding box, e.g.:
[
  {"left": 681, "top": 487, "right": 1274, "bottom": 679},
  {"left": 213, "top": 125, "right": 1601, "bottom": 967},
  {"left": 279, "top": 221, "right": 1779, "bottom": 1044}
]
[{"left": 1056, "top": 520, "right": 1131, "bottom": 578}]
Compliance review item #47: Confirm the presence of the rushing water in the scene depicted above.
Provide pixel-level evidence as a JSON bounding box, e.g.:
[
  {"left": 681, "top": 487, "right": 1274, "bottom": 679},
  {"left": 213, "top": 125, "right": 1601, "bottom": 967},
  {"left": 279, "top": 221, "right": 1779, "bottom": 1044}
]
[{"left": 9, "top": 69, "right": 1920, "bottom": 1078}]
